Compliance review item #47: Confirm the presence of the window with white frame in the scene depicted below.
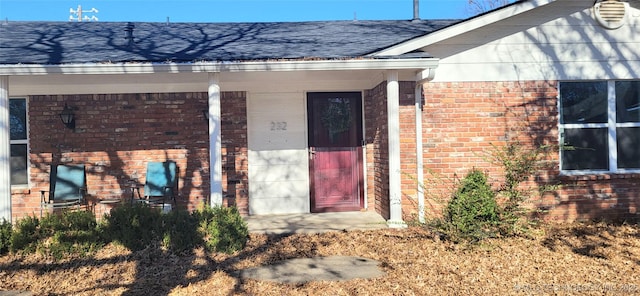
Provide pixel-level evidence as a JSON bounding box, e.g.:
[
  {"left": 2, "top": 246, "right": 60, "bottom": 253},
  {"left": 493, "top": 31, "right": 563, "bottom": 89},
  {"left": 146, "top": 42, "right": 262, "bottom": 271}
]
[
  {"left": 10, "top": 98, "right": 28, "bottom": 185},
  {"left": 559, "top": 80, "right": 640, "bottom": 173}
]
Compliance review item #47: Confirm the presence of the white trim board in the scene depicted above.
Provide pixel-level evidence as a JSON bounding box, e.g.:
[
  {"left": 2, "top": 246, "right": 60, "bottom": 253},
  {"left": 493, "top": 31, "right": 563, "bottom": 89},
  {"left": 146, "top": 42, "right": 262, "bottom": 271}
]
[
  {"left": 372, "top": 0, "right": 559, "bottom": 57},
  {"left": 0, "top": 59, "right": 438, "bottom": 76}
]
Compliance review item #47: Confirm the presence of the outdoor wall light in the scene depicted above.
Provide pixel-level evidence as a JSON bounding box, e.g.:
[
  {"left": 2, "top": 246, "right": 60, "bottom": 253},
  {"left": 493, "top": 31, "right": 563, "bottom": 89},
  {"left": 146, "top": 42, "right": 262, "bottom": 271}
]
[
  {"left": 202, "top": 109, "right": 209, "bottom": 121},
  {"left": 59, "top": 103, "right": 76, "bottom": 129}
]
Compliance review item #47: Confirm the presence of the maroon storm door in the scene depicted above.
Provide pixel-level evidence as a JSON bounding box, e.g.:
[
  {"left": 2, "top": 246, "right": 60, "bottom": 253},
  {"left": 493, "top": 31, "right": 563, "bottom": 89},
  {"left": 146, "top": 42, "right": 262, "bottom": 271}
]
[{"left": 307, "top": 92, "right": 364, "bottom": 212}]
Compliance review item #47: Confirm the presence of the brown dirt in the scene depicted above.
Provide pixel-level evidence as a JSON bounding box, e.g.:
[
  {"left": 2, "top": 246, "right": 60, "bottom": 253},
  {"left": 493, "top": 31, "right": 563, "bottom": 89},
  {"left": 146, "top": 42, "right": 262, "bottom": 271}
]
[{"left": 1, "top": 222, "right": 639, "bottom": 295}]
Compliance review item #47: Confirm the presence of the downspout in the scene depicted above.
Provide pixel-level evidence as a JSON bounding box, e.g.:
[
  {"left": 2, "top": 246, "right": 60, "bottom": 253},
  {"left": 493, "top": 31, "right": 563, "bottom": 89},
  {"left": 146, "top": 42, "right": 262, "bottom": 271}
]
[{"left": 415, "top": 68, "right": 436, "bottom": 224}]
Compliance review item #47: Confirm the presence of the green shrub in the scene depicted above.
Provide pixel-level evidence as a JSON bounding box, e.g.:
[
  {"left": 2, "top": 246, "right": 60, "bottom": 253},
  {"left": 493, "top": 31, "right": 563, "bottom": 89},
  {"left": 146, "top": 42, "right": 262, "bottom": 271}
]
[
  {"left": 444, "top": 169, "right": 500, "bottom": 242},
  {"left": 99, "top": 203, "right": 163, "bottom": 251},
  {"left": 160, "top": 209, "right": 200, "bottom": 253},
  {"left": 0, "top": 219, "right": 12, "bottom": 255},
  {"left": 195, "top": 209, "right": 219, "bottom": 251},
  {"left": 5, "top": 204, "right": 248, "bottom": 257},
  {"left": 487, "top": 141, "right": 553, "bottom": 236},
  {"left": 10, "top": 215, "right": 39, "bottom": 253},
  {"left": 102, "top": 204, "right": 247, "bottom": 254},
  {"left": 193, "top": 206, "right": 248, "bottom": 254},
  {"left": 39, "top": 210, "right": 97, "bottom": 233},
  {"left": 39, "top": 211, "right": 102, "bottom": 258},
  {"left": 9, "top": 211, "right": 102, "bottom": 259}
]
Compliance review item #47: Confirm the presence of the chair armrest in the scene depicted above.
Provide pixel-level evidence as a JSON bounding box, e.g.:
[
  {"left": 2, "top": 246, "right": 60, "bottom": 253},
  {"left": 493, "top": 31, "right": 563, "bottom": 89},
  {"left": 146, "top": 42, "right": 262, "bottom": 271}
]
[
  {"left": 80, "top": 187, "right": 87, "bottom": 201},
  {"left": 40, "top": 190, "right": 50, "bottom": 203},
  {"left": 162, "top": 186, "right": 175, "bottom": 194}
]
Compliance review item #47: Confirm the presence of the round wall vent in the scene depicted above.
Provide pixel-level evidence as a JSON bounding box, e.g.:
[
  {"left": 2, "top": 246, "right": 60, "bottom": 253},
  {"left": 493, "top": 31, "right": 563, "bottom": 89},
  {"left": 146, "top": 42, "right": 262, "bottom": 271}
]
[{"left": 593, "top": 0, "right": 628, "bottom": 29}]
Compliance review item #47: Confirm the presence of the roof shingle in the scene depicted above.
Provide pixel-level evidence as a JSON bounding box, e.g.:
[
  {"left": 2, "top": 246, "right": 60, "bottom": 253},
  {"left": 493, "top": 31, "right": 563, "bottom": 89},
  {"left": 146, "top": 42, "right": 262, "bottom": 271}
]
[{"left": 0, "top": 20, "right": 459, "bottom": 65}]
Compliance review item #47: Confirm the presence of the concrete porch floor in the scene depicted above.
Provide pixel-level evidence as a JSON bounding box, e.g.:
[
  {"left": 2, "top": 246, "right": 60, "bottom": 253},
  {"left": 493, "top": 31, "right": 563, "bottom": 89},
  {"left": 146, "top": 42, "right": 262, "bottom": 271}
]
[{"left": 244, "top": 211, "right": 389, "bottom": 235}]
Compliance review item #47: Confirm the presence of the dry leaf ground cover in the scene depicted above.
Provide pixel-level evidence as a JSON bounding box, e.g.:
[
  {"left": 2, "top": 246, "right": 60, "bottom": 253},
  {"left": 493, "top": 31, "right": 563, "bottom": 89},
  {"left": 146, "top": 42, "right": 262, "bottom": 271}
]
[{"left": 1, "top": 222, "right": 639, "bottom": 295}]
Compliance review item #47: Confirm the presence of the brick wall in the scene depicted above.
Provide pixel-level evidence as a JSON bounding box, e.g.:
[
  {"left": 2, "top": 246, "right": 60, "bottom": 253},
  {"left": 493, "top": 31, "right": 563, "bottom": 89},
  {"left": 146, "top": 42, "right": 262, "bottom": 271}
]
[
  {"left": 364, "top": 82, "right": 390, "bottom": 219},
  {"left": 11, "top": 80, "right": 637, "bottom": 222},
  {"left": 539, "top": 175, "right": 640, "bottom": 221},
  {"left": 220, "top": 92, "right": 249, "bottom": 215},
  {"left": 398, "top": 81, "right": 420, "bottom": 220},
  {"left": 11, "top": 91, "right": 248, "bottom": 220},
  {"left": 420, "top": 80, "right": 639, "bottom": 222},
  {"left": 364, "top": 81, "right": 426, "bottom": 221}
]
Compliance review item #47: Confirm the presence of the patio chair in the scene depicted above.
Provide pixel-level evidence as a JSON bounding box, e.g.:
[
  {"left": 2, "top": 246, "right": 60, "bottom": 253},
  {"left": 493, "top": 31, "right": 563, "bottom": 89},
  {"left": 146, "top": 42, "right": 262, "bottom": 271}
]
[
  {"left": 139, "top": 161, "right": 178, "bottom": 210},
  {"left": 40, "top": 164, "right": 87, "bottom": 217}
]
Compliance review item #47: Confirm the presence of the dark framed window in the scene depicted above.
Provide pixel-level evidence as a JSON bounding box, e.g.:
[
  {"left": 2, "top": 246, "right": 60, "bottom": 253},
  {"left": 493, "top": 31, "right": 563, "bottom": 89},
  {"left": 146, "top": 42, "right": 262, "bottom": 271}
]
[
  {"left": 10, "top": 98, "right": 28, "bottom": 185},
  {"left": 560, "top": 127, "right": 608, "bottom": 170},
  {"left": 560, "top": 81, "right": 640, "bottom": 173}
]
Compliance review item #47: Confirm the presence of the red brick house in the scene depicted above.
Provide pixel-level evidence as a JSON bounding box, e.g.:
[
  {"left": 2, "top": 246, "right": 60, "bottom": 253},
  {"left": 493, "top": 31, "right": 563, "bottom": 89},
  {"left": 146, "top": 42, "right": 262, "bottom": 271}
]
[{"left": 1, "top": 0, "right": 638, "bottom": 224}]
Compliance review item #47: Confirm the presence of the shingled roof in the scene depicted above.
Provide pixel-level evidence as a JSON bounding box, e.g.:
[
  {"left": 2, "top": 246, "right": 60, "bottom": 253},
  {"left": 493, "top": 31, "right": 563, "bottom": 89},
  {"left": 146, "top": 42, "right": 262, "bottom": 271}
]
[{"left": 0, "top": 20, "right": 460, "bottom": 65}]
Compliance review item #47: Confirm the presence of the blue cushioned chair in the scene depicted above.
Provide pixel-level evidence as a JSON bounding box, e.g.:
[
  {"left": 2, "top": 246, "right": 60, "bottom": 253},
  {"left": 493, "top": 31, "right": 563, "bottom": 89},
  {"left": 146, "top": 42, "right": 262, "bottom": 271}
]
[
  {"left": 140, "top": 161, "right": 178, "bottom": 210},
  {"left": 40, "top": 164, "right": 86, "bottom": 217}
]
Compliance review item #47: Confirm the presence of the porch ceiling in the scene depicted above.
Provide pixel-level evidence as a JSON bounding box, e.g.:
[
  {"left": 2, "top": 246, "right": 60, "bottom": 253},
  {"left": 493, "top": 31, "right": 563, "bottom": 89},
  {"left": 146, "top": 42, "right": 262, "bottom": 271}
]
[{"left": 7, "top": 67, "right": 427, "bottom": 96}]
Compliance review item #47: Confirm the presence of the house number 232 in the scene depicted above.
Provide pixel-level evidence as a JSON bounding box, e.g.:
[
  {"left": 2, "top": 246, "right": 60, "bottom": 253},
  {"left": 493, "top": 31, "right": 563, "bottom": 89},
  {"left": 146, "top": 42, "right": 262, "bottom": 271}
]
[{"left": 270, "top": 121, "right": 287, "bottom": 131}]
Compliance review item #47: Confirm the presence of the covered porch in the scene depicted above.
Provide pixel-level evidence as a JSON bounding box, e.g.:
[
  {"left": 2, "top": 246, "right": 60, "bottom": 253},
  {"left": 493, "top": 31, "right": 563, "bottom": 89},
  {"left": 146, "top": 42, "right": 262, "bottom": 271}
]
[{"left": 1, "top": 59, "right": 437, "bottom": 226}]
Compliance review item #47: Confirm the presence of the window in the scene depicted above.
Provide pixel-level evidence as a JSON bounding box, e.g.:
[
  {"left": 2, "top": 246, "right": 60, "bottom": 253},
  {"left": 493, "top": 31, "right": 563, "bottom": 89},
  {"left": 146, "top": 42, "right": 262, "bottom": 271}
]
[
  {"left": 10, "top": 98, "right": 28, "bottom": 185},
  {"left": 559, "top": 81, "right": 640, "bottom": 173}
]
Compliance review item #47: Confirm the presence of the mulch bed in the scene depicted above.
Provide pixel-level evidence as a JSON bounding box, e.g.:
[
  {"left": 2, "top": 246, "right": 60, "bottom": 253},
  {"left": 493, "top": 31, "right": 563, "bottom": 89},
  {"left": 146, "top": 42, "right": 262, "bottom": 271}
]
[{"left": 1, "top": 222, "right": 639, "bottom": 295}]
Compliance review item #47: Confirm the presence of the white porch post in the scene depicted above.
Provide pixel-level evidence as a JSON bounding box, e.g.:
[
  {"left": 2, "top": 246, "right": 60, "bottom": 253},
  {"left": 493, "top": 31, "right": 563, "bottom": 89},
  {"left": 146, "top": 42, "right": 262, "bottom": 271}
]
[
  {"left": 0, "top": 76, "right": 11, "bottom": 222},
  {"left": 207, "top": 72, "right": 223, "bottom": 207},
  {"left": 386, "top": 71, "right": 406, "bottom": 228}
]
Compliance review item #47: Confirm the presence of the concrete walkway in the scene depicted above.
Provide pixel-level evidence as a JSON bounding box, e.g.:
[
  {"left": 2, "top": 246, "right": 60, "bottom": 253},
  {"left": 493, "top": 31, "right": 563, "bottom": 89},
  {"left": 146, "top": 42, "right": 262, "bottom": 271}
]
[
  {"left": 240, "top": 211, "right": 390, "bottom": 283},
  {"left": 244, "top": 211, "right": 389, "bottom": 234},
  {"left": 237, "top": 256, "right": 385, "bottom": 283}
]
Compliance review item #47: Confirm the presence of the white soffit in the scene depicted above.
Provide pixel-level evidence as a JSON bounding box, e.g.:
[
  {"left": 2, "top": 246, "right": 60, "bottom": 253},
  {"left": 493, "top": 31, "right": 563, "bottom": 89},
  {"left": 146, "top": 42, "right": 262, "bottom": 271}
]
[
  {"left": 0, "top": 58, "right": 438, "bottom": 76},
  {"left": 371, "top": 0, "right": 558, "bottom": 57}
]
